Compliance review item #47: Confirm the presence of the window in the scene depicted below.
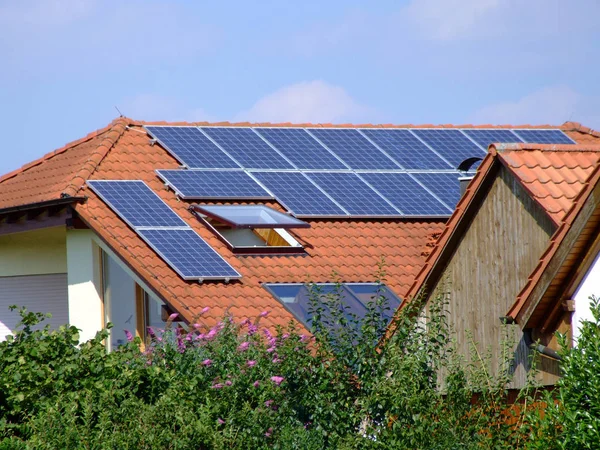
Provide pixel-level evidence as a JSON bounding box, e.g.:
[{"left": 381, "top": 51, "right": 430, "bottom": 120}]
[
  {"left": 191, "top": 205, "right": 308, "bottom": 254},
  {"left": 102, "top": 251, "right": 167, "bottom": 350},
  {"left": 263, "top": 283, "right": 402, "bottom": 329}
]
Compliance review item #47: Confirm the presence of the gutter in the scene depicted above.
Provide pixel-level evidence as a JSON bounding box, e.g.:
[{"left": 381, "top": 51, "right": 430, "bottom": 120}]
[
  {"left": 523, "top": 329, "right": 562, "bottom": 361},
  {"left": 0, "top": 196, "right": 86, "bottom": 216}
]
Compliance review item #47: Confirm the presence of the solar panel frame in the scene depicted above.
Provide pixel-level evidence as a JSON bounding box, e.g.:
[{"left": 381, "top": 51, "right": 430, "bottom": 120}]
[
  {"left": 359, "top": 129, "right": 454, "bottom": 170},
  {"left": 200, "top": 127, "right": 295, "bottom": 169},
  {"left": 155, "top": 169, "right": 273, "bottom": 200},
  {"left": 308, "top": 128, "right": 401, "bottom": 170},
  {"left": 461, "top": 129, "right": 524, "bottom": 149},
  {"left": 251, "top": 171, "right": 348, "bottom": 217},
  {"left": 359, "top": 172, "right": 453, "bottom": 216},
  {"left": 254, "top": 128, "right": 348, "bottom": 170},
  {"left": 411, "top": 129, "right": 486, "bottom": 169},
  {"left": 145, "top": 126, "right": 241, "bottom": 169},
  {"left": 86, "top": 180, "right": 188, "bottom": 229},
  {"left": 512, "top": 129, "right": 576, "bottom": 144},
  {"left": 307, "top": 172, "right": 401, "bottom": 216},
  {"left": 137, "top": 228, "right": 241, "bottom": 281}
]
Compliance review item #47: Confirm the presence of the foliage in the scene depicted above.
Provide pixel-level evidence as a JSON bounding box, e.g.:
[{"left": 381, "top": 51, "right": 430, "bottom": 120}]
[{"left": 0, "top": 282, "right": 598, "bottom": 448}]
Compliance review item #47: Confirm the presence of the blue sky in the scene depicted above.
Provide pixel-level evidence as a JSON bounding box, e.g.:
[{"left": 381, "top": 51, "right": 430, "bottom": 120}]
[{"left": 1, "top": 0, "right": 599, "bottom": 175}]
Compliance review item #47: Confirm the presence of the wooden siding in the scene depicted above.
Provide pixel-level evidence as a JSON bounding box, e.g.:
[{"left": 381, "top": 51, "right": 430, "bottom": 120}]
[{"left": 426, "top": 166, "right": 556, "bottom": 388}]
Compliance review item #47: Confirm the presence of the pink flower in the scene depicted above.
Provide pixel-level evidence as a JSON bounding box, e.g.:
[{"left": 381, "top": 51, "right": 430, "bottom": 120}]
[
  {"left": 265, "top": 427, "right": 273, "bottom": 437},
  {"left": 238, "top": 341, "right": 250, "bottom": 352},
  {"left": 259, "top": 311, "right": 269, "bottom": 318},
  {"left": 300, "top": 334, "right": 308, "bottom": 342},
  {"left": 192, "top": 323, "right": 202, "bottom": 330},
  {"left": 247, "top": 360, "right": 257, "bottom": 368},
  {"left": 247, "top": 323, "right": 258, "bottom": 335},
  {"left": 206, "top": 329, "right": 217, "bottom": 340},
  {"left": 217, "top": 418, "right": 225, "bottom": 425},
  {"left": 124, "top": 329, "right": 134, "bottom": 342},
  {"left": 253, "top": 380, "right": 260, "bottom": 388},
  {"left": 225, "top": 380, "right": 232, "bottom": 386},
  {"left": 195, "top": 333, "right": 205, "bottom": 341},
  {"left": 266, "top": 346, "right": 276, "bottom": 353},
  {"left": 201, "top": 306, "right": 210, "bottom": 314},
  {"left": 282, "top": 333, "right": 289, "bottom": 340},
  {"left": 270, "top": 376, "right": 284, "bottom": 386},
  {"left": 211, "top": 383, "right": 224, "bottom": 389},
  {"left": 202, "top": 359, "right": 212, "bottom": 366},
  {"left": 272, "top": 357, "right": 281, "bottom": 364},
  {"left": 240, "top": 318, "right": 251, "bottom": 326},
  {"left": 264, "top": 400, "right": 274, "bottom": 407},
  {"left": 146, "top": 327, "right": 155, "bottom": 337},
  {"left": 168, "top": 312, "right": 179, "bottom": 321}
]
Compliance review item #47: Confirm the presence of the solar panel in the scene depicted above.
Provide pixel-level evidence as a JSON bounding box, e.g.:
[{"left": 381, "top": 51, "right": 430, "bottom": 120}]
[
  {"left": 513, "top": 129, "right": 576, "bottom": 144},
  {"left": 412, "top": 129, "right": 485, "bottom": 168},
  {"left": 145, "top": 126, "right": 240, "bottom": 169},
  {"left": 255, "top": 128, "right": 346, "bottom": 169},
  {"left": 201, "top": 127, "right": 294, "bottom": 169},
  {"left": 137, "top": 228, "right": 240, "bottom": 280},
  {"left": 252, "top": 171, "right": 346, "bottom": 216},
  {"left": 309, "top": 129, "right": 400, "bottom": 169},
  {"left": 360, "top": 173, "right": 452, "bottom": 216},
  {"left": 360, "top": 129, "right": 452, "bottom": 170},
  {"left": 307, "top": 172, "right": 399, "bottom": 216},
  {"left": 410, "top": 173, "right": 463, "bottom": 209},
  {"left": 156, "top": 170, "right": 271, "bottom": 200},
  {"left": 462, "top": 129, "right": 523, "bottom": 149},
  {"left": 87, "top": 180, "right": 187, "bottom": 228}
]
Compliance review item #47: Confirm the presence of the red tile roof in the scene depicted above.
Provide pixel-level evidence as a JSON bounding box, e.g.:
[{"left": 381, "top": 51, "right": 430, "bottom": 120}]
[
  {"left": 385, "top": 140, "right": 600, "bottom": 339},
  {"left": 2, "top": 118, "right": 599, "bottom": 330}
]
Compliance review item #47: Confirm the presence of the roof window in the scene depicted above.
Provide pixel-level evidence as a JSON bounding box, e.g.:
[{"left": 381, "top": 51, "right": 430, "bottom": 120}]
[
  {"left": 263, "top": 283, "right": 402, "bottom": 329},
  {"left": 191, "top": 205, "right": 308, "bottom": 255}
]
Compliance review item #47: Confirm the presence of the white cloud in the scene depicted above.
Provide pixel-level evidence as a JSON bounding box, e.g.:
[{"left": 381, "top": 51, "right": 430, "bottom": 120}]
[
  {"left": 470, "top": 86, "right": 600, "bottom": 129},
  {"left": 403, "top": 0, "right": 500, "bottom": 41},
  {"left": 235, "top": 81, "right": 372, "bottom": 124}
]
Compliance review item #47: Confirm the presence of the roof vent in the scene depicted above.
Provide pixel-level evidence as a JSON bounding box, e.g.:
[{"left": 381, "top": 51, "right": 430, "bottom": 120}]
[{"left": 457, "top": 157, "right": 483, "bottom": 196}]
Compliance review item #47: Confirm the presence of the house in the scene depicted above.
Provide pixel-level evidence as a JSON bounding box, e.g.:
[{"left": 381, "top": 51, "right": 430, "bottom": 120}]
[
  {"left": 0, "top": 117, "right": 593, "bottom": 350},
  {"left": 386, "top": 125, "right": 600, "bottom": 388}
]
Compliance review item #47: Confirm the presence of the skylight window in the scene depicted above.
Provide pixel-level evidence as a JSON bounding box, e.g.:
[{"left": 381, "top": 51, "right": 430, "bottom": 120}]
[
  {"left": 263, "top": 283, "right": 402, "bottom": 329},
  {"left": 191, "top": 205, "right": 308, "bottom": 254}
]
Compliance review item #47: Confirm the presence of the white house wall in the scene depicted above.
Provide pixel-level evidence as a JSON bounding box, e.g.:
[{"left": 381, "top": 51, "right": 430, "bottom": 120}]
[
  {"left": 66, "top": 229, "right": 104, "bottom": 343},
  {"left": 0, "top": 226, "right": 67, "bottom": 276},
  {"left": 573, "top": 251, "right": 600, "bottom": 343}
]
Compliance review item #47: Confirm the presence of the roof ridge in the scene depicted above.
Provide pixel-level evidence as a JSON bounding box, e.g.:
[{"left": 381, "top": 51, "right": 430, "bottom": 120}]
[
  {"left": 61, "top": 118, "right": 129, "bottom": 198},
  {"left": 561, "top": 121, "right": 600, "bottom": 138},
  {"left": 492, "top": 143, "right": 600, "bottom": 153},
  {"left": 129, "top": 119, "right": 571, "bottom": 130},
  {"left": 0, "top": 117, "right": 131, "bottom": 186}
]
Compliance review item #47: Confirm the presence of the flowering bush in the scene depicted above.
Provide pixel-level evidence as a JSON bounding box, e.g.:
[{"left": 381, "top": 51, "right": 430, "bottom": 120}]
[{"left": 0, "top": 283, "right": 598, "bottom": 448}]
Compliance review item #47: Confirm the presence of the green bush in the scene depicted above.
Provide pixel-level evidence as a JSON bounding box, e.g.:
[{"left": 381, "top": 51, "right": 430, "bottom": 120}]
[{"left": 1, "top": 286, "right": 598, "bottom": 448}]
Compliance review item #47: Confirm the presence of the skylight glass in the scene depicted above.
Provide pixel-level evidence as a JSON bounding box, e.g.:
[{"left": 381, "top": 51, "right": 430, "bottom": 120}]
[{"left": 191, "top": 205, "right": 310, "bottom": 229}]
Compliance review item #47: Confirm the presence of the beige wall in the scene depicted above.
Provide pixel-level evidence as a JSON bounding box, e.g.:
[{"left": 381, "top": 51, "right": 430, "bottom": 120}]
[
  {"left": 426, "top": 166, "right": 556, "bottom": 388},
  {"left": 0, "top": 227, "right": 67, "bottom": 276}
]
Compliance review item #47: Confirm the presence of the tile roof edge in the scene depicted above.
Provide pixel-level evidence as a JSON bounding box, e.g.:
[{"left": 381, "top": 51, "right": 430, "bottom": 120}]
[
  {"left": 61, "top": 118, "right": 129, "bottom": 198},
  {"left": 381, "top": 152, "right": 499, "bottom": 343},
  {"left": 494, "top": 142, "right": 600, "bottom": 153},
  {"left": 506, "top": 161, "right": 600, "bottom": 325},
  {"left": 561, "top": 121, "right": 600, "bottom": 138},
  {"left": 0, "top": 117, "right": 131, "bottom": 186}
]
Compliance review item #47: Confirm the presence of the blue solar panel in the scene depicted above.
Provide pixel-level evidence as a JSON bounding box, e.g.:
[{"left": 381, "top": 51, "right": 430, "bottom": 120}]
[
  {"left": 201, "top": 127, "right": 294, "bottom": 169},
  {"left": 87, "top": 180, "right": 187, "bottom": 228},
  {"left": 359, "top": 129, "right": 452, "bottom": 170},
  {"left": 137, "top": 228, "right": 240, "bottom": 280},
  {"left": 255, "top": 128, "right": 346, "bottom": 169},
  {"left": 309, "top": 129, "right": 400, "bottom": 169},
  {"left": 156, "top": 170, "right": 271, "bottom": 199},
  {"left": 145, "top": 126, "right": 240, "bottom": 169},
  {"left": 252, "top": 171, "right": 346, "bottom": 216},
  {"left": 412, "top": 129, "right": 485, "bottom": 168},
  {"left": 307, "top": 173, "right": 399, "bottom": 216},
  {"left": 462, "top": 129, "right": 523, "bottom": 149},
  {"left": 513, "top": 129, "right": 576, "bottom": 144},
  {"left": 360, "top": 173, "right": 452, "bottom": 216},
  {"left": 410, "top": 173, "right": 463, "bottom": 209}
]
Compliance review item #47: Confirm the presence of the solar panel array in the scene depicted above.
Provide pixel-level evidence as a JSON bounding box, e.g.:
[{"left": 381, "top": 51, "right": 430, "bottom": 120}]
[
  {"left": 146, "top": 125, "right": 576, "bottom": 218},
  {"left": 87, "top": 180, "right": 240, "bottom": 281}
]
